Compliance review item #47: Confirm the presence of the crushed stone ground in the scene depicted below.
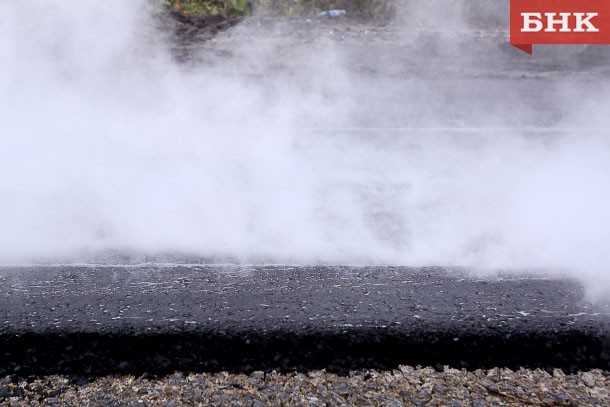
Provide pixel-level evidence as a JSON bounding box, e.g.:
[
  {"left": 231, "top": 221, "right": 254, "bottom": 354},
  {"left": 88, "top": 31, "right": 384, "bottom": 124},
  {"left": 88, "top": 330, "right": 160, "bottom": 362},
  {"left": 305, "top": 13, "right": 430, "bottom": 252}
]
[{"left": 1, "top": 367, "right": 609, "bottom": 406}]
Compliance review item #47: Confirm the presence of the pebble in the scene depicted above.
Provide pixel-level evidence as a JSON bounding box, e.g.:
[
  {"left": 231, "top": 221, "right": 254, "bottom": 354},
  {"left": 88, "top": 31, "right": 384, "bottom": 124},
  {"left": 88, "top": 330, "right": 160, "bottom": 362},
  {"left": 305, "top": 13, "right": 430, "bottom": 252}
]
[{"left": 0, "top": 367, "right": 608, "bottom": 406}]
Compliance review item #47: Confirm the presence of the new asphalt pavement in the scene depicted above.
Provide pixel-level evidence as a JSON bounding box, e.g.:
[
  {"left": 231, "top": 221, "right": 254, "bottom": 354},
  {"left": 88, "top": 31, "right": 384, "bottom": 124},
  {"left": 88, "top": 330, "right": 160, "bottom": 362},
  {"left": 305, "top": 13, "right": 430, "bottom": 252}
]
[{"left": 1, "top": 265, "right": 609, "bottom": 377}]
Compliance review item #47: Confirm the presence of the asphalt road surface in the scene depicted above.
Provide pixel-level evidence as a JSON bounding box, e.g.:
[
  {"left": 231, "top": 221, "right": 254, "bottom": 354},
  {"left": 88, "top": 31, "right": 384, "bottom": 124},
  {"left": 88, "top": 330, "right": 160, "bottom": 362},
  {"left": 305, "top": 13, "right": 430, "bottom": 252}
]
[
  {"left": 3, "top": 14, "right": 610, "bottom": 382},
  {"left": 1, "top": 265, "right": 609, "bottom": 376}
]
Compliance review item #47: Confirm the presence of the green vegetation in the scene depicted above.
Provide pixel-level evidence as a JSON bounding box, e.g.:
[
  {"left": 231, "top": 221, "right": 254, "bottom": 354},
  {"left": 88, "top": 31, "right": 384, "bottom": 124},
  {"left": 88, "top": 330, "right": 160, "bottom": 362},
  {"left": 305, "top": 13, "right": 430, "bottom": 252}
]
[
  {"left": 162, "top": 0, "right": 396, "bottom": 18},
  {"left": 161, "top": 0, "right": 249, "bottom": 16}
]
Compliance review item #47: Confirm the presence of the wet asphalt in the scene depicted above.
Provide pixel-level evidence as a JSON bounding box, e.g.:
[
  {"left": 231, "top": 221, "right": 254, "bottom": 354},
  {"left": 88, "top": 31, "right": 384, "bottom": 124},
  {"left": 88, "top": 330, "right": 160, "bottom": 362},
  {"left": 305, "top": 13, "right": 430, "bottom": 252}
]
[{"left": 1, "top": 265, "right": 609, "bottom": 376}]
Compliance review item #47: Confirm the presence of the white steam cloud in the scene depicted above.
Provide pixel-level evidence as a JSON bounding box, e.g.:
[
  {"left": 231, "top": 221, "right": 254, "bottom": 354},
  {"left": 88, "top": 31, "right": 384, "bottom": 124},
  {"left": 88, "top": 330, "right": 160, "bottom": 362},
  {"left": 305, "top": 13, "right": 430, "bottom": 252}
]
[{"left": 1, "top": 0, "right": 609, "bottom": 298}]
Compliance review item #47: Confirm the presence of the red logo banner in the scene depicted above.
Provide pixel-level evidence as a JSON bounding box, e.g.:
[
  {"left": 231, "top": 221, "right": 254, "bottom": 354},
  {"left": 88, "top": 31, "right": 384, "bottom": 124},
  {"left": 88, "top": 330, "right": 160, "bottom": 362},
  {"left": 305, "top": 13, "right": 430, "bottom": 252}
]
[{"left": 510, "top": 0, "right": 610, "bottom": 54}]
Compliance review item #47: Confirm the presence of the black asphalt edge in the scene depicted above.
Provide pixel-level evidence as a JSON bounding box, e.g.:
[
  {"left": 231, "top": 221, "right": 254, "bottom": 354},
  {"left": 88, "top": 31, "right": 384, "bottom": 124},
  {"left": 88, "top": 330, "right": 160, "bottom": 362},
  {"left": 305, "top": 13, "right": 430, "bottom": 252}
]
[{"left": 2, "top": 327, "right": 609, "bottom": 377}]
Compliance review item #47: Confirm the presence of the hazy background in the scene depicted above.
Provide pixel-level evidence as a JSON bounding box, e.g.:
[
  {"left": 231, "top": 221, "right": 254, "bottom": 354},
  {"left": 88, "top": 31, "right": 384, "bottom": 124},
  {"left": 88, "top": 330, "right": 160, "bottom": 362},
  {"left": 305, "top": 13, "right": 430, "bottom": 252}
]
[{"left": 1, "top": 0, "right": 609, "bottom": 298}]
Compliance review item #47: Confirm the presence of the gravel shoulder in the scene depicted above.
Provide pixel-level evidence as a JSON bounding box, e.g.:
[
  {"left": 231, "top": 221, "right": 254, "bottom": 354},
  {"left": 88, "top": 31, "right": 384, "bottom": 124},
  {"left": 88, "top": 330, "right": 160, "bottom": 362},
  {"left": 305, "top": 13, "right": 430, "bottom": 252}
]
[{"left": 2, "top": 367, "right": 609, "bottom": 406}]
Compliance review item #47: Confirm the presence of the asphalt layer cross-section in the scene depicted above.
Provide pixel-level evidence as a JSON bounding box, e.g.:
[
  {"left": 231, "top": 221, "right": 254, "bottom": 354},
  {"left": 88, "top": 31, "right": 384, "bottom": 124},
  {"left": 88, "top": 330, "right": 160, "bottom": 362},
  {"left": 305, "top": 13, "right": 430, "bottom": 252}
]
[{"left": 1, "top": 265, "right": 609, "bottom": 377}]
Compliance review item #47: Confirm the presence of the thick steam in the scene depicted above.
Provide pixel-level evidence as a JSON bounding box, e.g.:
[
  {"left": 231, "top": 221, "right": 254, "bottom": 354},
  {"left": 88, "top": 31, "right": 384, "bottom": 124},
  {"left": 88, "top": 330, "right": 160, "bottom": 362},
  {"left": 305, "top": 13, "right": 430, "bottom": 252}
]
[{"left": 1, "top": 0, "right": 609, "bottom": 297}]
